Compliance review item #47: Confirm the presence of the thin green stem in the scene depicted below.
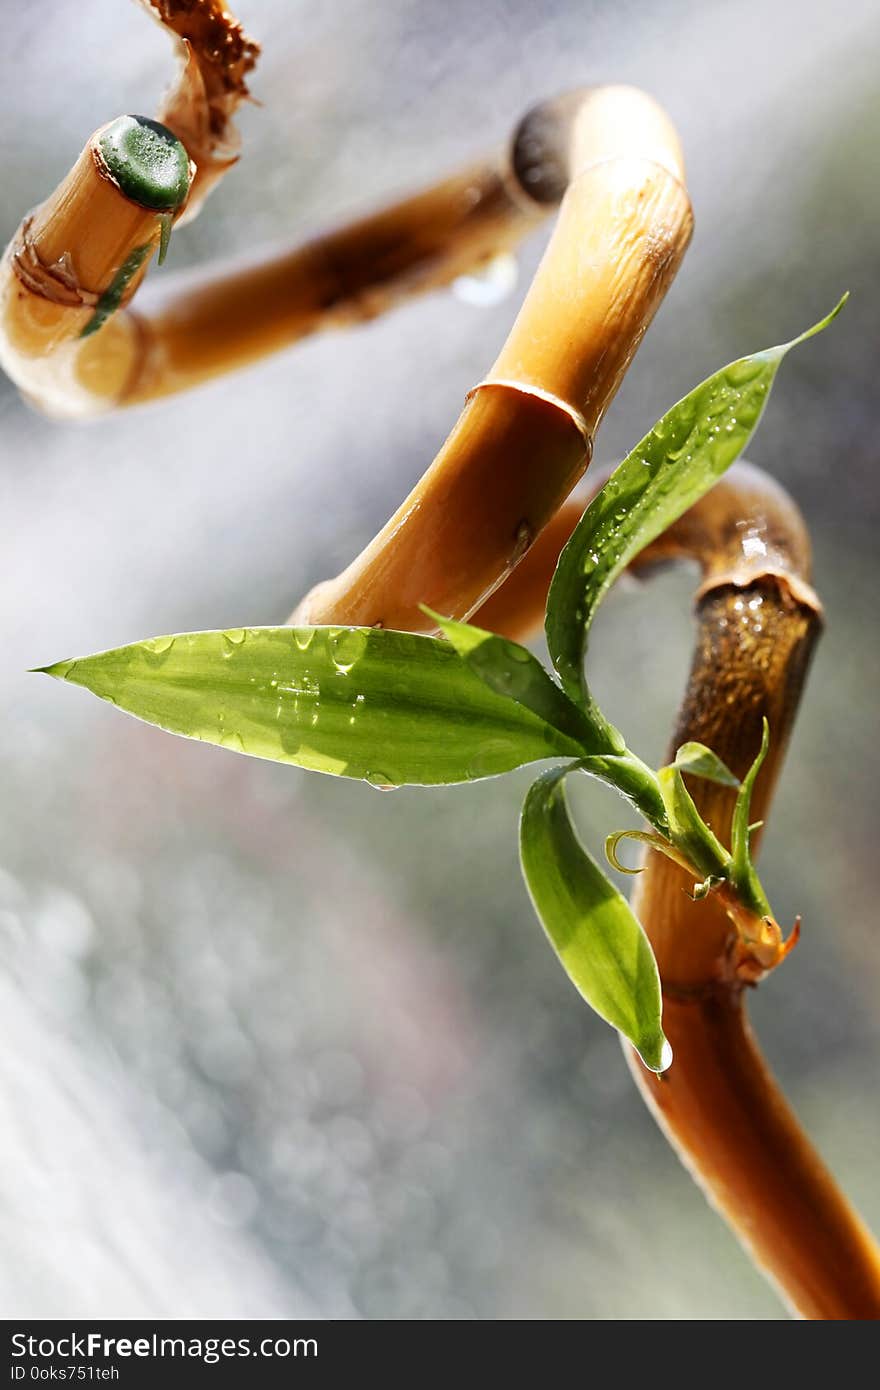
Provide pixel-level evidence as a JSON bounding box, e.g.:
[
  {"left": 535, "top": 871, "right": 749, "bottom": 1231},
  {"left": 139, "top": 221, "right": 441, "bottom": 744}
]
[{"left": 581, "top": 750, "right": 668, "bottom": 830}]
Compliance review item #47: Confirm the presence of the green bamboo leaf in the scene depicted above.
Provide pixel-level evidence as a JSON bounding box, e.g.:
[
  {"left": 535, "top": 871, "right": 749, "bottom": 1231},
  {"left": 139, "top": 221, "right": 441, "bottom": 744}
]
[
  {"left": 671, "top": 741, "right": 740, "bottom": 787},
  {"left": 546, "top": 297, "right": 847, "bottom": 706},
  {"left": 520, "top": 765, "right": 671, "bottom": 1072},
  {"left": 424, "top": 608, "right": 607, "bottom": 752},
  {"left": 657, "top": 765, "right": 730, "bottom": 879},
  {"left": 36, "top": 626, "right": 586, "bottom": 787},
  {"left": 730, "top": 717, "right": 771, "bottom": 913},
  {"left": 605, "top": 828, "right": 694, "bottom": 876}
]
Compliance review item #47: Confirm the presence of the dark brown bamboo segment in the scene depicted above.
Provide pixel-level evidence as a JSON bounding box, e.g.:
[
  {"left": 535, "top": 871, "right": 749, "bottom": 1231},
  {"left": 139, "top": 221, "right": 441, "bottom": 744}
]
[{"left": 628, "top": 575, "right": 880, "bottom": 1318}]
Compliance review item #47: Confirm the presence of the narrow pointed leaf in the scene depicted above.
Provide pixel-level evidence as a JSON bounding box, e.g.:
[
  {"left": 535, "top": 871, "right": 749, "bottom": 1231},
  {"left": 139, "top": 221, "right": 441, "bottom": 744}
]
[
  {"left": 605, "top": 828, "right": 694, "bottom": 876},
  {"left": 546, "top": 297, "right": 847, "bottom": 705},
  {"left": 672, "top": 741, "right": 740, "bottom": 787},
  {"left": 37, "top": 626, "right": 586, "bottom": 786},
  {"left": 425, "top": 608, "right": 607, "bottom": 751},
  {"left": 520, "top": 766, "right": 670, "bottom": 1072},
  {"left": 730, "top": 717, "right": 771, "bottom": 912},
  {"left": 657, "top": 765, "right": 730, "bottom": 879}
]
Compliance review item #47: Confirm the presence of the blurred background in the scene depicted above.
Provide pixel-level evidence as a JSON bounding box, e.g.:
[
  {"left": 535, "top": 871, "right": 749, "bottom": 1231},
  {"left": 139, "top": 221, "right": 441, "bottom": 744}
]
[{"left": 1, "top": 0, "right": 878, "bottom": 1319}]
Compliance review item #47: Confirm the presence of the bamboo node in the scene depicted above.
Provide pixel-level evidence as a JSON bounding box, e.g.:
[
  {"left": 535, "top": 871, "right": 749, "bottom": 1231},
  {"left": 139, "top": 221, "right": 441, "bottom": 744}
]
[
  {"left": 465, "top": 378, "right": 593, "bottom": 452},
  {"left": 10, "top": 222, "right": 100, "bottom": 309},
  {"left": 696, "top": 566, "right": 824, "bottom": 620}
]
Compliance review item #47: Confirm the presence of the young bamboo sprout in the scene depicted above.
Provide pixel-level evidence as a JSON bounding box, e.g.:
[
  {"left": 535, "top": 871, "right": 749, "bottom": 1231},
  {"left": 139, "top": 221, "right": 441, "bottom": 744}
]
[{"left": 474, "top": 459, "right": 880, "bottom": 1319}]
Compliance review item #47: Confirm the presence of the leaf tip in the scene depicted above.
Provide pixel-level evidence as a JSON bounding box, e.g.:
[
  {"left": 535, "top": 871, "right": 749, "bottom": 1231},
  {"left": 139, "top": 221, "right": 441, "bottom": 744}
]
[
  {"left": 29, "top": 661, "right": 69, "bottom": 679},
  {"left": 418, "top": 603, "right": 445, "bottom": 627},
  {"left": 637, "top": 1032, "right": 673, "bottom": 1074},
  {"left": 786, "top": 292, "right": 849, "bottom": 352}
]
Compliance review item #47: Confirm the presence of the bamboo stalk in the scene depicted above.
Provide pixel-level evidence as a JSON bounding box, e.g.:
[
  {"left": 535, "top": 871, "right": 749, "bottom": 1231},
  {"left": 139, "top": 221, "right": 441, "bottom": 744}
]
[
  {"left": 122, "top": 161, "right": 544, "bottom": 404},
  {"left": 627, "top": 570, "right": 880, "bottom": 1318},
  {"left": 2, "top": 78, "right": 689, "bottom": 434},
  {"left": 0, "top": 0, "right": 258, "bottom": 419},
  {"left": 477, "top": 460, "right": 880, "bottom": 1319},
  {"left": 0, "top": 120, "right": 192, "bottom": 417},
  {"left": 293, "top": 87, "right": 691, "bottom": 630}
]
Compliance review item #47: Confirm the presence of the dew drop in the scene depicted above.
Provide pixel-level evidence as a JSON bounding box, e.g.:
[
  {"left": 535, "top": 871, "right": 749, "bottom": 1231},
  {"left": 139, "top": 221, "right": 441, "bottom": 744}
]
[
  {"left": 452, "top": 251, "right": 518, "bottom": 307},
  {"left": 293, "top": 628, "right": 316, "bottom": 652},
  {"left": 330, "top": 627, "right": 369, "bottom": 673},
  {"left": 505, "top": 640, "right": 532, "bottom": 664},
  {"left": 467, "top": 739, "right": 517, "bottom": 779},
  {"left": 143, "top": 634, "right": 175, "bottom": 664},
  {"left": 727, "top": 358, "right": 765, "bottom": 387},
  {"left": 223, "top": 628, "right": 247, "bottom": 651},
  {"left": 511, "top": 519, "right": 533, "bottom": 564},
  {"left": 365, "top": 769, "right": 396, "bottom": 790}
]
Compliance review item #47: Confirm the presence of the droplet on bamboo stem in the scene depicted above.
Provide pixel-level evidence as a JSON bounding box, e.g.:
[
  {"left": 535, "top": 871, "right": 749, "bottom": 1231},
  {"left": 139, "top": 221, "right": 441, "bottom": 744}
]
[{"left": 452, "top": 252, "right": 518, "bottom": 307}]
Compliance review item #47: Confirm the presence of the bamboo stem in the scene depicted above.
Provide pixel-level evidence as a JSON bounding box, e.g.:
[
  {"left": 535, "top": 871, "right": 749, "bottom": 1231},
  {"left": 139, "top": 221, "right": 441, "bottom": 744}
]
[
  {"left": 477, "top": 459, "right": 880, "bottom": 1319},
  {"left": 123, "top": 161, "right": 544, "bottom": 404},
  {"left": 293, "top": 88, "right": 691, "bottom": 630},
  {"left": 0, "top": 121, "right": 190, "bottom": 417},
  {"left": 0, "top": 0, "right": 257, "bottom": 418},
  {"left": 2, "top": 78, "right": 689, "bottom": 431}
]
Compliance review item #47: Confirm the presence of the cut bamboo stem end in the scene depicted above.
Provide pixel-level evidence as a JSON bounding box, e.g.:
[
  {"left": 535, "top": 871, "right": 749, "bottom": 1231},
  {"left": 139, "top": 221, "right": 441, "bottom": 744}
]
[{"left": 0, "top": 117, "right": 191, "bottom": 418}]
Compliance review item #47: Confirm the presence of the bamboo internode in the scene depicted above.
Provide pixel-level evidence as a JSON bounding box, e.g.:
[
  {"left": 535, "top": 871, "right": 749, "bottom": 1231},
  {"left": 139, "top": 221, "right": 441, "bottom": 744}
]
[{"left": 294, "top": 88, "right": 692, "bottom": 630}]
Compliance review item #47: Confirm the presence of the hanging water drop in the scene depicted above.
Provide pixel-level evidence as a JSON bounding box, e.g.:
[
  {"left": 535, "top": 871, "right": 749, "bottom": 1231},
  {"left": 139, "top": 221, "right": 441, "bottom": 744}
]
[
  {"left": 452, "top": 252, "right": 518, "bottom": 307},
  {"left": 330, "top": 627, "right": 369, "bottom": 673},
  {"left": 365, "top": 770, "right": 396, "bottom": 790}
]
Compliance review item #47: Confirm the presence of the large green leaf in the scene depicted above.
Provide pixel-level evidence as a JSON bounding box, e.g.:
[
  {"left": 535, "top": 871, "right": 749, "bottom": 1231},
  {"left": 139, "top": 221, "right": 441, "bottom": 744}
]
[
  {"left": 37, "top": 626, "right": 586, "bottom": 786},
  {"left": 520, "top": 765, "right": 670, "bottom": 1071},
  {"left": 546, "top": 298, "right": 847, "bottom": 706}
]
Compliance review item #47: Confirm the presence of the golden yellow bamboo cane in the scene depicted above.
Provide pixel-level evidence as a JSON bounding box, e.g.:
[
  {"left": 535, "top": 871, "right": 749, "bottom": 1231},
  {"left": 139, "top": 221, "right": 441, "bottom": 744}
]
[{"left": 293, "top": 86, "right": 691, "bottom": 630}]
